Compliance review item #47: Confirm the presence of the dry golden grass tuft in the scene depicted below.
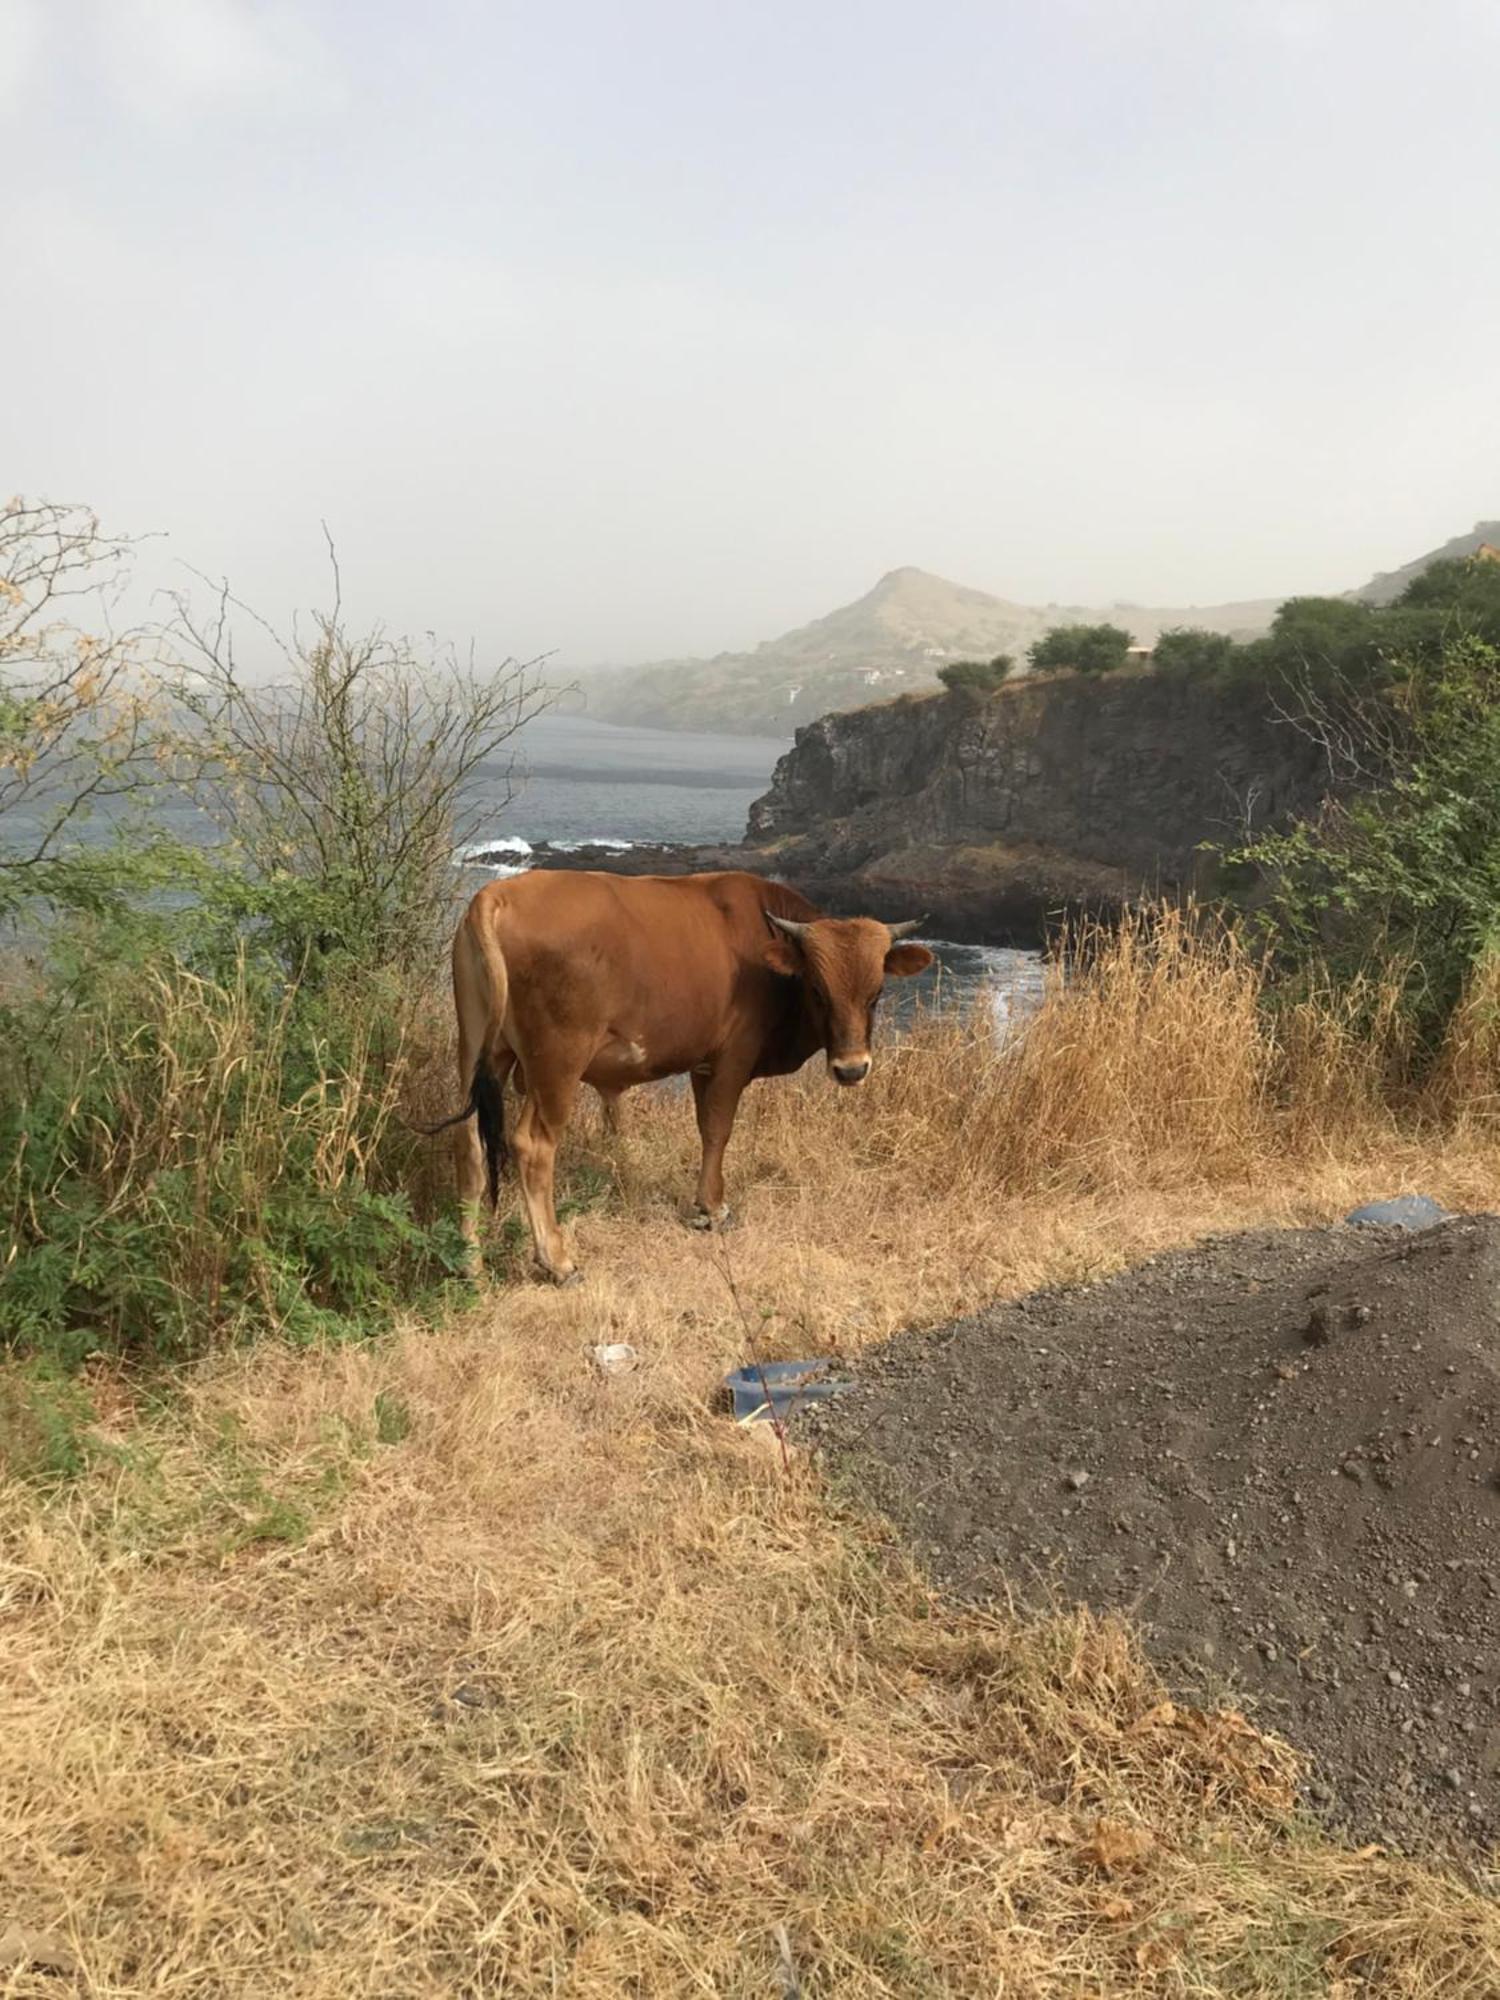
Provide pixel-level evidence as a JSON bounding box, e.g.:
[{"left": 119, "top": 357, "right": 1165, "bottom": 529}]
[{"left": 4, "top": 917, "right": 1500, "bottom": 1995}]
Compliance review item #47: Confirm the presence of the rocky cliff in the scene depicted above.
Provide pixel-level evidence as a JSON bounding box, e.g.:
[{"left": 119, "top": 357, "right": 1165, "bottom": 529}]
[{"left": 740, "top": 670, "right": 1331, "bottom": 937}]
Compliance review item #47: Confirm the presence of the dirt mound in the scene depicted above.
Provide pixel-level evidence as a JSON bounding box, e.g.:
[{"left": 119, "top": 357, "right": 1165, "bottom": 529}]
[{"left": 801, "top": 1214, "right": 1500, "bottom": 1858}]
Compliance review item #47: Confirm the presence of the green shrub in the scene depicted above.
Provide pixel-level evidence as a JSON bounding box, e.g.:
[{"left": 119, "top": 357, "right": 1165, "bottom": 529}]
[
  {"left": 1151, "top": 628, "right": 1242, "bottom": 680},
  {"left": 937, "top": 654, "right": 1014, "bottom": 695},
  {"left": 1153, "top": 555, "right": 1500, "bottom": 693},
  {"left": 1230, "top": 634, "right": 1500, "bottom": 1051},
  {"left": 1026, "top": 623, "right": 1134, "bottom": 677},
  {"left": 0, "top": 918, "right": 469, "bottom": 1365}
]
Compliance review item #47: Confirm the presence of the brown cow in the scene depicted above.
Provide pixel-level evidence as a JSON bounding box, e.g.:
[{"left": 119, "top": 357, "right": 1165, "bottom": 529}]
[{"left": 437, "top": 869, "right": 933, "bottom": 1282}]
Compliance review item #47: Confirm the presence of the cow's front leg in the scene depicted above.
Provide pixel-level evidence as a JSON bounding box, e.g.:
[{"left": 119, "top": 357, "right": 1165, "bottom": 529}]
[{"left": 688, "top": 1068, "right": 746, "bottom": 1229}]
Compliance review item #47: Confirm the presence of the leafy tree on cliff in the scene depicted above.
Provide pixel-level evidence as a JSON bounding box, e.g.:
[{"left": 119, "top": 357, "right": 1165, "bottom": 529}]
[
  {"left": 1256, "top": 595, "right": 1387, "bottom": 688},
  {"left": 937, "top": 653, "right": 1013, "bottom": 695},
  {"left": 1027, "top": 623, "right": 1133, "bottom": 677},
  {"left": 1152, "top": 627, "right": 1241, "bottom": 680}
]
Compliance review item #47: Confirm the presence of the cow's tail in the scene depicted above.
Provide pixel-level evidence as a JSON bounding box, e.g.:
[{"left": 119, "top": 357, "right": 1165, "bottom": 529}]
[
  {"left": 415, "top": 909, "right": 511, "bottom": 1211},
  {"left": 462, "top": 907, "right": 512, "bottom": 1210},
  {"left": 468, "top": 1055, "right": 508, "bottom": 1213}
]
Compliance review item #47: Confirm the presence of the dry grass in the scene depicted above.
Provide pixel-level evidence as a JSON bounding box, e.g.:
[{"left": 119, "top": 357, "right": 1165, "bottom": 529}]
[{"left": 4, "top": 918, "right": 1500, "bottom": 1995}]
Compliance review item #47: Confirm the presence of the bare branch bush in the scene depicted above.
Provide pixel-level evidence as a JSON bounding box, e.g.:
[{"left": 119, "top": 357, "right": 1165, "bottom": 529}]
[
  {"left": 0, "top": 497, "right": 157, "bottom": 891},
  {"left": 160, "top": 545, "right": 559, "bottom": 973},
  {"left": 1264, "top": 652, "right": 1410, "bottom": 792}
]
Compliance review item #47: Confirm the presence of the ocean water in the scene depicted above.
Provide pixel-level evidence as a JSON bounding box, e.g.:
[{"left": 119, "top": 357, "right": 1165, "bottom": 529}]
[
  {"left": 482, "top": 708, "right": 788, "bottom": 848},
  {"left": 468, "top": 710, "right": 788, "bottom": 851}
]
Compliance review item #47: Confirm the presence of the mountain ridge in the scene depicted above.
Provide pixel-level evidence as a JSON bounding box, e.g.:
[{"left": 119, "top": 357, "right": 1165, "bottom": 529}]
[{"left": 583, "top": 525, "right": 1497, "bottom": 735}]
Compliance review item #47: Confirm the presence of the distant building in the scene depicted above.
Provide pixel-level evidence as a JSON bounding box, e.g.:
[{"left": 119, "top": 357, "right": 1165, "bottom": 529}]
[
  {"left": 853, "top": 667, "right": 883, "bottom": 685},
  {"left": 1125, "top": 645, "right": 1154, "bottom": 664}
]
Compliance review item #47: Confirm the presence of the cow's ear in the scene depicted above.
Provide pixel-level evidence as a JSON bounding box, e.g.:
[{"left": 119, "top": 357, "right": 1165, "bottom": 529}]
[
  {"left": 884, "top": 942, "right": 934, "bottom": 978},
  {"left": 764, "top": 939, "right": 801, "bottom": 977}
]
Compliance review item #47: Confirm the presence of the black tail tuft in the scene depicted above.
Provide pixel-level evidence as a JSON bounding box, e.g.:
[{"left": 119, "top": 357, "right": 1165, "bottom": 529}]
[
  {"left": 470, "top": 1057, "right": 508, "bottom": 1210},
  {"left": 412, "top": 1058, "right": 508, "bottom": 1210}
]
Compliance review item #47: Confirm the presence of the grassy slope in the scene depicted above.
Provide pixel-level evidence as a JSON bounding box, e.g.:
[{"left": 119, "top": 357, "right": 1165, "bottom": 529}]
[{"left": 4, "top": 930, "right": 1500, "bottom": 1996}]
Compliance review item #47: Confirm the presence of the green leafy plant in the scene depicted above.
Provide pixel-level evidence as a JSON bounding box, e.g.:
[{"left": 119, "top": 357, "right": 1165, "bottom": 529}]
[
  {"left": 1229, "top": 634, "right": 1500, "bottom": 1050},
  {"left": 937, "top": 654, "right": 1014, "bottom": 695},
  {"left": 1152, "top": 552, "right": 1500, "bottom": 691},
  {"left": 1151, "top": 628, "right": 1242, "bottom": 680},
  {"left": 1026, "top": 623, "right": 1134, "bottom": 677},
  {"left": 0, "top": 932, "right": 472, "bottom": 1364}
]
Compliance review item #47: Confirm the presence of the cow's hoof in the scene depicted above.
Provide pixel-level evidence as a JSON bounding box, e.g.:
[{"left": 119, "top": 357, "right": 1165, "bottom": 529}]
[
  {"left": 687, "top": 1205, "right": 735, "bottom": 1232},
  {"left": 536, "top": 1262, "right": 583, "bottom": 1287}
]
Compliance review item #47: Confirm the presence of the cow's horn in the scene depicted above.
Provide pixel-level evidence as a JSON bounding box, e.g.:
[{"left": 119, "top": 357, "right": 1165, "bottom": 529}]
[
  {"left": 766, "top": 911, "right": 812, "bottom": 941},
  {"left": 886, "top": 916, "right": 925, "bottom": 938}
]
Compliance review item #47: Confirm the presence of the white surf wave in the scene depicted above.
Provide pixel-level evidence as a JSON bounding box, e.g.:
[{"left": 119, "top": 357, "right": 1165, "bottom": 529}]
[{"left": 461, "top": 835, "right": 533, "bottom": 862}]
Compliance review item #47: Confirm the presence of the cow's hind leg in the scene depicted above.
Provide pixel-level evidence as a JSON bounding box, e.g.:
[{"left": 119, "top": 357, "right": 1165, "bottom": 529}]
[{"left": 511, "top": 1062, "right": 584, "bottom": 1284}]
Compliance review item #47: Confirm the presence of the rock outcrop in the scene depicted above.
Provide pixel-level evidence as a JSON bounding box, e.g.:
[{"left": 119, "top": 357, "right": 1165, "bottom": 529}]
[{"left": 739, "top": 670, "right": 1331, "bottom": 938}]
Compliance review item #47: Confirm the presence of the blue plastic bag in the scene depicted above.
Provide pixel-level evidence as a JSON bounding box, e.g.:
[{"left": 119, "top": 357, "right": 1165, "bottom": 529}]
[
  {"left": 721, "top": 1358, "right": 851, "bottom": 1424},
  {"left": 1344, "top": 1194, "right": 1450, "bottom": 1232}
]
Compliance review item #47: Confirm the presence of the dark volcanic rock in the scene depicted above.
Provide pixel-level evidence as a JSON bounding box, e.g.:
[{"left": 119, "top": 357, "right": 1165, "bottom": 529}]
[
  {"left": 523, "top": 840, "right": 752, "bottom": 879},
  {"left": 744, "top": 672, "right": 1332, "bottom": 932}
]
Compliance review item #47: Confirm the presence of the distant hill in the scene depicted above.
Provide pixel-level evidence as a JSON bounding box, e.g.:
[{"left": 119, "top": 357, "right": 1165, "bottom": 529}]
[
  {"left": 584, "top": 525, "right": 1500, "bottom": 735},
  {"left": 584, "top": 566, "right": 1282, "bottom": 735},
  {"left": 1349, "top": 521, "right": 1500, "bottom": 606}
]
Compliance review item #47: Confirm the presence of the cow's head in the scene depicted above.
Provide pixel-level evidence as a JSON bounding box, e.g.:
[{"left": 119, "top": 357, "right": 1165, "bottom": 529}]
[{"left": 764, "top": 912, "right": 934, "bottom": 1084}]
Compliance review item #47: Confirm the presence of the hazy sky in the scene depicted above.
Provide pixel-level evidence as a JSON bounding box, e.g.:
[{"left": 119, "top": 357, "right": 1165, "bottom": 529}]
[{"left": 5, "top": 0, "right": 1498, "bottom": 667}]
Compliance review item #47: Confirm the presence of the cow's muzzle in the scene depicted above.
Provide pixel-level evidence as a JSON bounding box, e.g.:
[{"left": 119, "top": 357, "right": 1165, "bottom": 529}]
[{"left": 830, "top": 1057, "right": 871, "bottom": 1087}]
